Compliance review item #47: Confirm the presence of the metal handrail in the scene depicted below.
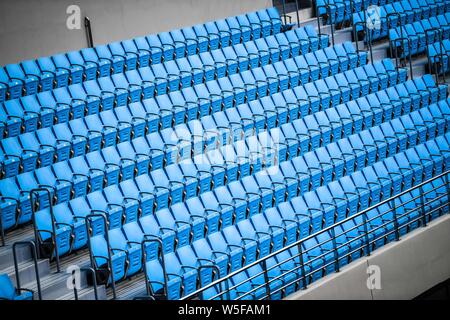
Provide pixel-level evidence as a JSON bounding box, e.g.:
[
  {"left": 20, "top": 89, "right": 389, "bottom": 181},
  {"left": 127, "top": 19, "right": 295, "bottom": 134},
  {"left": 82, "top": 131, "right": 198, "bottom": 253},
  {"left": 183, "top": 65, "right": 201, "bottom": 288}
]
[
  {"left": 85, "top": 212, "right": 116, "bottom": 299},
  {"left": 30, "top": 188, "right": 61, "bottom": 273},
  {"left": 13, "top": 241, "right": 42, "bottom": 300},
  {"left": 182, "top": 169, "right": 450, "bottom": 300},
  {"left": 315, "top": 3, "right": 336, "bottom": 46},
  {"left": 72, "top": 267, "right": 99, "bottom": 300}
]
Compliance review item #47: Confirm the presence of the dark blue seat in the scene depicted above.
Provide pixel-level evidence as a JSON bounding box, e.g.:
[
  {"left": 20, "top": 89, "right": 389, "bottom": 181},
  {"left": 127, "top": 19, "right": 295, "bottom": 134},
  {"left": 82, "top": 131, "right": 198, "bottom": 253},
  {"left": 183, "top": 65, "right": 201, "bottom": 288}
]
[{"left": 0, "top": 274, "right": 33, "bottom": 300}]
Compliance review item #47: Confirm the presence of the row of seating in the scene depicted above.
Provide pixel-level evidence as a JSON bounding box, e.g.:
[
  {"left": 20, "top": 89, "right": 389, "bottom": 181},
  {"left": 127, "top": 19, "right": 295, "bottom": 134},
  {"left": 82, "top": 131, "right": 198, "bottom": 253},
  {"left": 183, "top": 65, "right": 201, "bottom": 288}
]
[
  {"left": 0, "top": 8, "right": 285, "bottom": 102},
  {"left": 0, "top": 32, "right": 335, "bottom": 141},
  {"left": 28, "top": 76, "right": 448, "bottom": 267},
  {"left": 137, "top": 134, "right": 449, "bottom": 299},
  {"left": 204, "top": 173, "right": 449, "bottom": 300},
  {"left": 0, "top": 58, "right": 409, "bottom": 233},
  {"left": 0, "top": 45, "right": 368, "bottom": 179},
  {"left": 390, "top": 13, "right": 450, "bottom": 57},
  {"left": 353, "top": 0, "right": 448, "bottom": 42}
]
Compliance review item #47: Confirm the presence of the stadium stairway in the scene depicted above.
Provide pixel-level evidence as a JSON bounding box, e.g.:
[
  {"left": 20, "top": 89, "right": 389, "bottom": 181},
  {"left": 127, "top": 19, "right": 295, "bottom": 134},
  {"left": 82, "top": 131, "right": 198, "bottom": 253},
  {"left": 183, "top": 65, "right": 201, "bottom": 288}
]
[{"left": 0, "top": 4, "right": 449, "bottom": 300}]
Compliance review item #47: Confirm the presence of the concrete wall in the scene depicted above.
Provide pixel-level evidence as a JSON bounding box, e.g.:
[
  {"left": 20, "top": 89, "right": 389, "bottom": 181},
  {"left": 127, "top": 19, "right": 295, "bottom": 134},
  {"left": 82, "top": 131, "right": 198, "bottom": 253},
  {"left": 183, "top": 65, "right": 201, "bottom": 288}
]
[
  {"left": 0, "top": 0, "right": 271, "bottom": 65},
  {"left": 286, "top": 214, "right": 450, "bottom": 300}
]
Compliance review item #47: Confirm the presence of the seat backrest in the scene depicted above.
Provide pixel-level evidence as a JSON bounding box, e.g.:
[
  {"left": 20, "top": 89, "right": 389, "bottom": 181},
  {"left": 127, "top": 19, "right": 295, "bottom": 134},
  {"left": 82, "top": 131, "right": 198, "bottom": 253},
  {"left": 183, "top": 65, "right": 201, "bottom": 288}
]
[{"left": 0, "top": 274, "right": 16, "bottom": 300}]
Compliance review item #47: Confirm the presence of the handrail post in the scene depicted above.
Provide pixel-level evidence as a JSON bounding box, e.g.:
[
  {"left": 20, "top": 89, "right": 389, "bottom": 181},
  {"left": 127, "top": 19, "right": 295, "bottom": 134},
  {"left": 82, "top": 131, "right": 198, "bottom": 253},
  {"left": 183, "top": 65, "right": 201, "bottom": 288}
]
[
  {"left": 387, "top": 13, "right": 402, "bottom": 71},
  {"left": 81, "top": 267, "right": 99, "bottom": 300},
  {"left": 353, "top": 22, "right": 361, "bottom": 55},
  {"left": 197, "top": 264, "right": 223, "bottom": 300},
  {"left": 444, "top": 172, "right": 450, "bottom": 216},
  {"left": 84, "top": 17, "right": 94, "bottom": 48},
  {"left": 390, "top": 199, "right": 400, "bottom": 241},
  {"left": 327, "top": 4, "right": 337, "bottom": 46},
  {"left": 180, "top": 171, "right": 450, "bottom": 300},
  {"left": 330, "top": 226, "right": 340, "bottom": 272},
  {"left": 0, "top": 214, "right": 5, "bottom": 247},
  {"left": 407, "top": 38, "right": 413, "bottom": 79},
  {"left": 13, "top": 241, "right": 42, "bottom": 300},
  {"left": 85, "top": 213, "right": 116, "bottom": 299},
  {"left": 281, "top": 0, "right": 287, "bottom": 26},
  {"left": 363, "top": 5, "right": 374, "bottom": 63},
  {"left": 316, "top": 5, "right": 324, "bottom": 39},
  {"left": 419, "top": 184, "right": 428, "bottom": 227},
  {"left": 294, "top": 0, "right": 300, "bottom": 28},
  {"left": 30, "top": 188, "right": 60, "bottom": 273},
  {"left": 261, "top": 259, "right": 271, "bottom": 300},
  {"left": 348, "top": 0, "right": 355, "bottom": 28},
  {"left": 427, "top": 28, "right": 446, "bottom": 84},
  {"left": 367, "top": 24, "right": 373, "bottom": 63}
]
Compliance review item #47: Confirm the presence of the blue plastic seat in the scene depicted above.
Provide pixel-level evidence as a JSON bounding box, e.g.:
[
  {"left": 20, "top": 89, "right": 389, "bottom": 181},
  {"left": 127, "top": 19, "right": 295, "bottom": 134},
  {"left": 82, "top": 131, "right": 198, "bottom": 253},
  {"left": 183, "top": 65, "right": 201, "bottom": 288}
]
[{"left": 0, "top": 274, "right": 33, "bottom": 300}]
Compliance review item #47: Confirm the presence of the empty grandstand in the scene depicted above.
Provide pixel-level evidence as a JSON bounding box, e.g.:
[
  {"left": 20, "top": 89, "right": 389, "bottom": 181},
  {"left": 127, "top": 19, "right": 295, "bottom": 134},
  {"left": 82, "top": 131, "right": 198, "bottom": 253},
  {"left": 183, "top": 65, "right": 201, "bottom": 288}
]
[{"left": 0, "top": 0, "right": 449, "bottom": 301}]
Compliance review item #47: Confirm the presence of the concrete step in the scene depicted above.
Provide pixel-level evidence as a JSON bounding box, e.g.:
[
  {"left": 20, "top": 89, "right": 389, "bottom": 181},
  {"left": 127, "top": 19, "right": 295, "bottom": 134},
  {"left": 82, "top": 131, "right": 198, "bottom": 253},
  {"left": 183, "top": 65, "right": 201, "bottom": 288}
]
[{"left": 1, "top": 258, "right": 50, "bottom": 287}]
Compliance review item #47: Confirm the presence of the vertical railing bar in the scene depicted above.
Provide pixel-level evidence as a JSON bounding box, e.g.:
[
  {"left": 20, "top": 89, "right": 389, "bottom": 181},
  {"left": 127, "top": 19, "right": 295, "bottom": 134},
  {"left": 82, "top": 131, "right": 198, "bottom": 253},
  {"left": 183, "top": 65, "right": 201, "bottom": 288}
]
[
  {"left": 362, "top": 212, "right": 371, "bottom": 256},
  {"left": 81, "top": 267, "right": 99, "bottom": 300},
  {"left": 316, "top": 5, "right": 324, "bottom": 39},
  {"left": 85, "top": 213, "right": 116, "bottom": 299},
  {"left": 281, "top": 0, "right": 287, "bottom": 25},
  {"left": 142, "top": 238, "right": 169, "bottom": 300},
  {"left": 295, "top": 0, "right": 300, "bottom": 28},
  {"left": 330, "top": 226, "right": 340, "bottom": 272},
  {"left": 181, "top": 171, "right": 450, "bottom": 300},
  {"left": 297, "top": 239, "right": 307, "bottom": 289},
  {"left": 197, "top": 264, "right": 221, "bottom": 300},
  {"left": 84, "top": 17, "right": 94, "bottom": 48},
  {"left": 30, "top": 188, "right": 60, "bottom": 272},
  {"left": 391, "top": 198, "right": 401, "bottom": 241},
  {"left": 328, "top": 4, "right": 336, "bottom": 46},
  {"left": 419, "top": 184, "right": 428, "bottom": 227},
  {"left": 72, "top": 269, "right": 79, "bottom": 301},
  {"left": 13, "top": 241, "right": 42, "bottom": 300},
  {"left": 407, "top": 38, "right": 413, "bottom": 79}
]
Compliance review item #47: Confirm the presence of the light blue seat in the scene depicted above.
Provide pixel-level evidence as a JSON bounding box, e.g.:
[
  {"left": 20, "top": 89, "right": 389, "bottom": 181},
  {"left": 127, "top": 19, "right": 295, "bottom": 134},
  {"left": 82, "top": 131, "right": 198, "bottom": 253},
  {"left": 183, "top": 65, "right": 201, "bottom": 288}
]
[{"left": 0, "top": 274, "right": 33, "bottom": 300}]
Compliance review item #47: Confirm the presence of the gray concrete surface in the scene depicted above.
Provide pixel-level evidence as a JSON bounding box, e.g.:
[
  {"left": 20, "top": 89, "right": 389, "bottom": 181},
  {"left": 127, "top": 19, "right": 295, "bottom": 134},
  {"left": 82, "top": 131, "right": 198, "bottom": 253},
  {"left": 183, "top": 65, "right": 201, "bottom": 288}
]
[
  {"left": 286, "top": 214, "right": 450, "bottom": 300},
  {"left": 0, "top": 0, "right": 271, "bottom": 65}
]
